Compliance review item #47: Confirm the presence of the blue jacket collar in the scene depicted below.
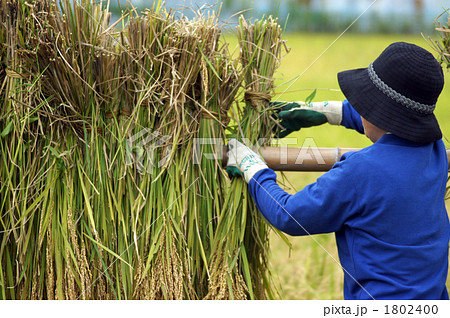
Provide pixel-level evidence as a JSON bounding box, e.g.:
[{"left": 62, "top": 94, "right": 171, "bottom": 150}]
[{"left": 376, "top": 134, "right": 431, "bottom": 147}]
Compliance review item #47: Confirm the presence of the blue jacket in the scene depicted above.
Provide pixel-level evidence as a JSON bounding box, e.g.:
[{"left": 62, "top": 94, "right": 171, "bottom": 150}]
[{"left": 248, "top": 100, "right": 450, "bottom": 299}]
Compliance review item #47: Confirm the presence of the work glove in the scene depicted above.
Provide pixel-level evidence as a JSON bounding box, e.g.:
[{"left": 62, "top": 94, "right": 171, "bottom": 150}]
[
  {"left": 272, "top": 101, "right": 343, "bottom": 138},
  {"left": 225, "top": 139, "right": 268, "bottom": 183}
]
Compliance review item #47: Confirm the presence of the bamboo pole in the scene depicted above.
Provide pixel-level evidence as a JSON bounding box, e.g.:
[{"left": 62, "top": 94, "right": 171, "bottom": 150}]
[{"left": 222, "top": 147, "right": 450, "bottom": 171}]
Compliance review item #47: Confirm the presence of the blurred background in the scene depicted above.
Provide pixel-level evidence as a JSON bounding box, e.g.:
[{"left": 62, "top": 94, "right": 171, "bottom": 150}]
[
  {"left": 111, "top": 0, "right": 448, "bottom": 33},
  {"left": 108, "top": 0, "right": 450, "bottom": 299}
]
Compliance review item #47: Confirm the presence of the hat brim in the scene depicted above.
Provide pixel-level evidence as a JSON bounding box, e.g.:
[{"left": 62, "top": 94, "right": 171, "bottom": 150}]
[{"left": 337, "top": 68, "right": 442, "bottom": 144}]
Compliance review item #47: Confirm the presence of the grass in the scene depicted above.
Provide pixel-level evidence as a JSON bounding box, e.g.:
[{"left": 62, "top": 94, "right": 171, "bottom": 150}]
[{"left": 255, "top": 32, "right": 450, "bottom": 300}]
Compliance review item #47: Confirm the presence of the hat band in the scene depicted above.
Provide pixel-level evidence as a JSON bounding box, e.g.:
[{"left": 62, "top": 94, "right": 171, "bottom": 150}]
[{"left": 368, "top": 63, "right": 435, "bottom": 114}]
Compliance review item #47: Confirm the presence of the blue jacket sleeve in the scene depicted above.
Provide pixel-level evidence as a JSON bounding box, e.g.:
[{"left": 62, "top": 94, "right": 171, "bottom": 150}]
[
  {"left": 341, "top": 100, "right": 364, "bottom": 134},
  {"left": 248, "top": 161, "right": 359, "bottom": 236}
]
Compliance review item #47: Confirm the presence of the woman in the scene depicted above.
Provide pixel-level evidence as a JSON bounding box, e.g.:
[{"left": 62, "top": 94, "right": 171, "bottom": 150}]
[{"left": 226, "top": 42, "right": 450, "bottom": 299}]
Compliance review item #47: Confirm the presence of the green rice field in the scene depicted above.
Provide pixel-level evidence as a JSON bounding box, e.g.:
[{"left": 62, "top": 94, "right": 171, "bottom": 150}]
[{"left": 244, "top": 32, "right": 450, "bottom": 300}]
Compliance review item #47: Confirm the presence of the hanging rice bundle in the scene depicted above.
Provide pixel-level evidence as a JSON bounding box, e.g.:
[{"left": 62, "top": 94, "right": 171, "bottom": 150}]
[
  {"left": 205, "top": 16, "right": 288, "bottom": 300},
  {"left": 0, "top": 0, "right": 288, "bottom": 299}
]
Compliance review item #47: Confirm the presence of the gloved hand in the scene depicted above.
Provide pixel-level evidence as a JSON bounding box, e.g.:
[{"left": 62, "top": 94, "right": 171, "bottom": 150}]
[
  {"left": 225, "top": 139, "right": 268, "bottom": 183},
  {"left": 272, "top": 101, "right": 343, "bottom": 138}
]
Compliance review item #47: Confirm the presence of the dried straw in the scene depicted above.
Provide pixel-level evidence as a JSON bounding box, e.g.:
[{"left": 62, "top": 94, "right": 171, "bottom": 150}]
[{"left": 426, "top": 9, "right": 450, "bottom": 69}]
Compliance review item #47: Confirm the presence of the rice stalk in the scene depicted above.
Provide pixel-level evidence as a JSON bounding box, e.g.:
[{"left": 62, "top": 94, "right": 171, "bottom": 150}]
[
  {"left": 0, "top": 0, "right": 288, "bottom": 299},
  {"left": 205, "top": 16, "right": 288, "bottom": 300},
  {"left": 427, "top": 9, "right": 450, "bottom": 69}
]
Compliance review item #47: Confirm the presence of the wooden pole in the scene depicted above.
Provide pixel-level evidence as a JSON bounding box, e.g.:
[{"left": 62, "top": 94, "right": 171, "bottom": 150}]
[{"left": 222, "top": 147, "right": 450, "bottom": 172}]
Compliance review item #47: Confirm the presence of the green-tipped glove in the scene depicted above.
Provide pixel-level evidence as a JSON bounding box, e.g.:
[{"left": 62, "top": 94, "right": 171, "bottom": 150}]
[
  {"left": 225, "top": 139, "right": 268, "bottom": 183},
  {"left": 272, "top": 101, "right": 343, "bottom": 138}
]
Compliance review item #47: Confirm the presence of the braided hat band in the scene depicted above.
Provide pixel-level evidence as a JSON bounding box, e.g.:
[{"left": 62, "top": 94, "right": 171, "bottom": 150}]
[
  {"left": 338, "top": 42, "right": 444, "bottom": 143},
  {"left": 367, "top": 63, "right": 435, "bottom": 115}
]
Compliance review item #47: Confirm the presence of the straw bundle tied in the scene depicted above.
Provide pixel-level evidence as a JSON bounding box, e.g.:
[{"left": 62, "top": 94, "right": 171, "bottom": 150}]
[{"left": 0, "top": 0, "right": 289, "bottom": 299}]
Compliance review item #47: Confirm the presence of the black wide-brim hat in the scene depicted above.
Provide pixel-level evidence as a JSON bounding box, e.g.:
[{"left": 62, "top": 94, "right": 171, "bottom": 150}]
[{"left": 338, "top": 42, "right": 444, "bottom": 144}]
